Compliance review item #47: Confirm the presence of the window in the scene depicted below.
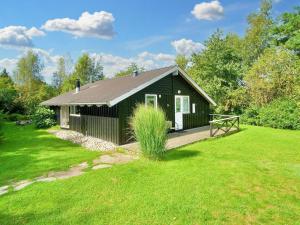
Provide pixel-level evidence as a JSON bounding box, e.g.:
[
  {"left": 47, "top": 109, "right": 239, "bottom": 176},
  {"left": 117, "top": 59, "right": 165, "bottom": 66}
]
[
  {"left": 182, "top": 96, "right": 190, "bottom": 113},
  {"left": 175, "top": 97, "right": 181, "bottom": 113},
  {"left": 192, "top": 103, "right": 196, "bottom": 113},
  {"left": 145, "top": 94, "right": 157, "bottom": 108},
  {"left": 70, "top": 105, "right": 80, "bottom": 116}
]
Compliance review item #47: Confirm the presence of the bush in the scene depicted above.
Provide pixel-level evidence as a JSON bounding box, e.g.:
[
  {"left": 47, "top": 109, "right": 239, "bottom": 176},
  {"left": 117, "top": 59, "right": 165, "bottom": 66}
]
[
  {"left": 258, "top": 99, "right": 300, "bottom": 130},
  {"left": 241, "top": 106, "right": 260, "bottom": 126},
  {"left": 131, "top": 105, "right": 168, "bottom": 159},
  {"left": 2, "top": 113, "right": 29, "bottom": 122},
  {"left": 32, "top": 106, "right": 56, "bottom": 128},
  {"left": 242, "top": 99, "right": 300, "bottom": 130}
]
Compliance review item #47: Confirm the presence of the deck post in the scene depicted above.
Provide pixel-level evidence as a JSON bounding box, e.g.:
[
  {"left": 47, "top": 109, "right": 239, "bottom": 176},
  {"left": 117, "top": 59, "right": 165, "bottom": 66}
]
[{"left": 210, "top": 122, "right": 213, "bottom": 137}]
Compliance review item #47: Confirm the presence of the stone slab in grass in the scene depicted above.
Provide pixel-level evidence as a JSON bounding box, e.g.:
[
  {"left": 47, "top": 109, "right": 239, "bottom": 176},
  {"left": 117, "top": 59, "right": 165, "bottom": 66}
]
[
  {"left": 93, "top": 153, "right": 138, "bottom": 165},
  {"left": 47, "top": 162, "right": 88, "bottom": 180},
  {"left": 92, "top": 164, "right": 112, "bottom": 170},
  {"left": 0, "top": 185, "right": 9, "bottom": 196},
  {"left": 13, "top": 180, "right": 34, "bottom": 191}
]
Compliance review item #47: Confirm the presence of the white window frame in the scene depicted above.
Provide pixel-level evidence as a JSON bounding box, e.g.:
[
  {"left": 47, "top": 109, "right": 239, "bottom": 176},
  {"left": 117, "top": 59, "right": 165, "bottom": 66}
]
[
  {"left": 182, "top": 95, "right": 190, "bottom": 114},
  {"left": 70, "top": 105, "right": 81, "bottom": 117},
  {"left": 145, "top": 94, "right": 158, "bottom": 108}
]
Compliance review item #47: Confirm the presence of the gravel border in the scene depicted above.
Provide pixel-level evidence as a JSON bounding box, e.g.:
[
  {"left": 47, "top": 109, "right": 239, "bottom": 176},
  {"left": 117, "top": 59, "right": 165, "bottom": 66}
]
[{"left": 49, "top": 129, "right": 116, "bottom": 151}]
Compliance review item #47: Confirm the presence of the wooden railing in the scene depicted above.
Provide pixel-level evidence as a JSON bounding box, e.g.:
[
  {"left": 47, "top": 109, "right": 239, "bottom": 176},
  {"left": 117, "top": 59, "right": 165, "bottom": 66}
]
[{"left": 209, "top": 114, "right": 240, "bottom": 137}]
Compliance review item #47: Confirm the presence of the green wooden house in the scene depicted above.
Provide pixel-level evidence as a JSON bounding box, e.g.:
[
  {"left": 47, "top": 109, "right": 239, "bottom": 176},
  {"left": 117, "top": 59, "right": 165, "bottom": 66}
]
[{"left": 42, "top": 65, "right": 216, "bottom": 145}]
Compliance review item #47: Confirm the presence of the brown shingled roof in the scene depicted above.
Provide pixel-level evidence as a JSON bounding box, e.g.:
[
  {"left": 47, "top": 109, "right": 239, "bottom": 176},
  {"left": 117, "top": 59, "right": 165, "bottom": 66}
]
[
  {"left": 41, "top": 65, "right": 177, "bottom": 106},
  {"left": 42, "top": 65, "right": 217, "bottom": 106}
]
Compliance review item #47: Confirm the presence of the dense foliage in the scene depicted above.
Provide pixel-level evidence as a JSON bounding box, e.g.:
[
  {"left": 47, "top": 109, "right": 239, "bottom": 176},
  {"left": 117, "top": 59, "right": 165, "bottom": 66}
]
[
  {"left": 184, "top": 1, "right": 300, "bottom": 129},
  {"left": 32, "top": 106, "right": 56, "bottom": 128},
  {"left": 242, "top": 99, "right": 300, "bottom": 130},
  {"left": 131, "top": 105, "right": 168, "bottom": 159},
  {"left": 115, "top": 63, "right": 144, "bottom": 77}
]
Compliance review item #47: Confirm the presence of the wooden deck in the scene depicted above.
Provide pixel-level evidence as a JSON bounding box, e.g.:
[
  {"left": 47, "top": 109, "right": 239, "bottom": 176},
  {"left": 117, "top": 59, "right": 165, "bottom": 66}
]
[{"left": 121, "top": 125, "right": 238, "bottom": 152}]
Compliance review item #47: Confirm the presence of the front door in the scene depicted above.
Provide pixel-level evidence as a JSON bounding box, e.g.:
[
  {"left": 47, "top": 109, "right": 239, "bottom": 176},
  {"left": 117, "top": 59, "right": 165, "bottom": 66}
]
[
  {"left": 60, "top": 106, "right": 69, "bottom": 128},
  {"left": 175, "top": 96, "right": 183, "bottom": 130}
]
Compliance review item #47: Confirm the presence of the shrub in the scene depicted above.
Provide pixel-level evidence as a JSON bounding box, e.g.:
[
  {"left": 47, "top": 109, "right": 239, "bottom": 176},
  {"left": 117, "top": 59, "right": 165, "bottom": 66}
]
[
  {"left": 131, "top": 105, "right": 168, "bottom": 159},
  {"left": 241, "top": 106, "right": 260, "bottom": 125},
  {"left": 32, "top": 106, "right": 56, "bottom": 128},
  {"left": 3, "top": 113, "right": 29, "bottom": 122},
  {"left": 258, "top": 98, "right": 300, "bottom": 130},
  {"left": 242, "top": 98, "right": 300, "bottom": 130}
]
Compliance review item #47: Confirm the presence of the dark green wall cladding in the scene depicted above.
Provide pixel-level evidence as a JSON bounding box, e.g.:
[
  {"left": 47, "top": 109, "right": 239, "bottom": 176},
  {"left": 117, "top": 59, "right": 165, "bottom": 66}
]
[
  {"left": 69, "top": 115, "right": 119, "bottom": 144},
  {"left": 118, "top": 72, "right": 210, "bottom": 144},
  {"left": 68, "top": 72, "right": 211, "bottom": 145}
]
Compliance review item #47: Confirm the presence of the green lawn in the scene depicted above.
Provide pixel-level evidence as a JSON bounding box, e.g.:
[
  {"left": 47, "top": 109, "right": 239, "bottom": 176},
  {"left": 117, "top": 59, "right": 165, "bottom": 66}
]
[
  {"left": 0, "top": 122, "right": 100, "bottom": 186},
  {"left": 0, "top": 125, "right": 300, "bottom": 224}
]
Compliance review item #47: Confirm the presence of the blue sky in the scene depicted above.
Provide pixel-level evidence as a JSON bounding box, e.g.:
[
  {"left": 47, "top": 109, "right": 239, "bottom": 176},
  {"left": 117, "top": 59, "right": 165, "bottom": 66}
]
[{"left": 0, "top": 0, "right": 298, "bottom": 82}]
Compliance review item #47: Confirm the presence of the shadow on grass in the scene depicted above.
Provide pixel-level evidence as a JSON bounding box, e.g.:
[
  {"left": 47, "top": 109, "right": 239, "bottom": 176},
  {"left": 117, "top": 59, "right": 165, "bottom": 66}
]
[{"left": 164, "top": 149, "right": 201, "bottom": 161}]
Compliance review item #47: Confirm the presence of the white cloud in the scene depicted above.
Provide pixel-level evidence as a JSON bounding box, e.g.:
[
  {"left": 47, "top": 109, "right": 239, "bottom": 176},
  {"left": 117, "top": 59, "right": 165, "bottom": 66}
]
[
  {"left": 0, "top": 58, "right": 18, "bottom": 73},
  {"left": 0, "top": 26, "right": 45, "bottom": 48},
  {"left": 90, "top": 51, "right": 175, "bottom": 77},
  {"left": 42, "top": 11, "right": 115, "bottom": 39},
  {"left": 0, "top": 49, "right": 175, "bottom": 83},
  {"left": 171, "top": 38, "right": 204, "bottom": 56},
  {"left": 0, "top": 48, "right": 62, "bottom": 83},
  {"left": 191, "top": 1, "right": 224, "bottom": 21},
  {"left": 26, "top": 27, "right": 46, "bottom": 38}
]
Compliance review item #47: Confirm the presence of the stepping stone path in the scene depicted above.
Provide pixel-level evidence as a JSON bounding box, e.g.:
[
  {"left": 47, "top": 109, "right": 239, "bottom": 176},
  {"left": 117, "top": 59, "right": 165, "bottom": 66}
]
[
  {"left": 93, "top": 153, "right": 139, "bottom": 165},
  {"left": 0, "top": 152, "right": 138, "bottom": 196},
  {"left": 92, "top": 164, "right": 112, "bottom": 170},
  {"left": 0, "top": 186, "right": 9, "bottom": 196}
]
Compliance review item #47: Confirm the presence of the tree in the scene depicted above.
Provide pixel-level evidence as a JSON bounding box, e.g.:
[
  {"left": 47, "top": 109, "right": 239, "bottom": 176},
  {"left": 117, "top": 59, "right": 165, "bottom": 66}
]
[
  {"left": 61, "top": 53, "right": 104, "bottom": 92},
  {"left": 52, "top": 57, "right": 67, "bottom": 92},
  {"left": 0, "top": 69, "right": 18, "bottom": 113},
  {"left": 189, "top": 31, "right": 245, "bottom": 113},
  {"left": 243, "top": 0, "right": 273, "bottom": 65},
  {"left": 72, "top": 53, "right": 104, "bottom": 84},
  {"left": 115, "top": 63, "right": 144, "bottom": 77},
  {"left": 245, "top": 47, "right": 300, "bottom": 106},
  {"left": 0, "top": 69, "right": 14, "bottom": 88},
  {"left": 175, "top": 55, "right": 189, "bottom": 70},
  {"left": 14, "top": 50, "right": 44, "bottom": 87},
  {"left": 13, "top": 51, "right": 55, "bottom": 113},
  {"left": 273, "top": 7, "right": 300, "bottom": 54}
]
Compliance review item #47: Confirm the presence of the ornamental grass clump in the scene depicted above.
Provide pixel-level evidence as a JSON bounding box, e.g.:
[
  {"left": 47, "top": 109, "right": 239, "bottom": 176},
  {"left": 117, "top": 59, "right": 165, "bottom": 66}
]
[{"left": 131, "top": 105, "right": 168, "bottom": 159}]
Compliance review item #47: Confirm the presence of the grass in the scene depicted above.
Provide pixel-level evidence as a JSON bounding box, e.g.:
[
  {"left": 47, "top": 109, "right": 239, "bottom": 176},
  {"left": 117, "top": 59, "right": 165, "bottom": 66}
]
[
  {"left": 131, "top": 105, "right": 168, "bottom": 159},
  {"left": 0, "top": 125, "right": 300, "bottom": 224},
  {"left": 0, "top": 122, "right": 100, "bottom": 186}
]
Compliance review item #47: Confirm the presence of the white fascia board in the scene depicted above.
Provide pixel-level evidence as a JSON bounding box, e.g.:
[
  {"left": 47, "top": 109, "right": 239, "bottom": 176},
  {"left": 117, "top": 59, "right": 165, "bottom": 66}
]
[
  {"left": 177, "top": 67, "right": 217, "bottom": 106},
  {"left": 109, "top": 67, "right": 178, "bottom": 106}
]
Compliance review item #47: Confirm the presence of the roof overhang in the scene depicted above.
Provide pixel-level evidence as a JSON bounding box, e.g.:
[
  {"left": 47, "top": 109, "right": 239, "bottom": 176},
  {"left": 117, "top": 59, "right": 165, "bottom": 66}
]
[{"left": 41, "top": 66, "right": 216, "bottom": 107}]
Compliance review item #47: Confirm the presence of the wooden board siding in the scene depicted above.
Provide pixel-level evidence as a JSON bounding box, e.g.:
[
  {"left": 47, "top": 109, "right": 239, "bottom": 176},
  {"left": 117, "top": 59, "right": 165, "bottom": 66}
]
[
  {"left": 69, "top": 115, "right": 119, "bottom": 144},
  {"left": 69, "top": 116, "right": 81, "bottom": 132},
  {"left": 85, "top": 115, "right": 119, "bottom": 144},
  {"left": 172, "top": 75, "right": 210, "bottom": 130},
  {"left": 118, "top": 72, "right": 210, "bottom": 144},
  {"left": 68, "top": 72, "right": 211, "bottom": 145}
]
